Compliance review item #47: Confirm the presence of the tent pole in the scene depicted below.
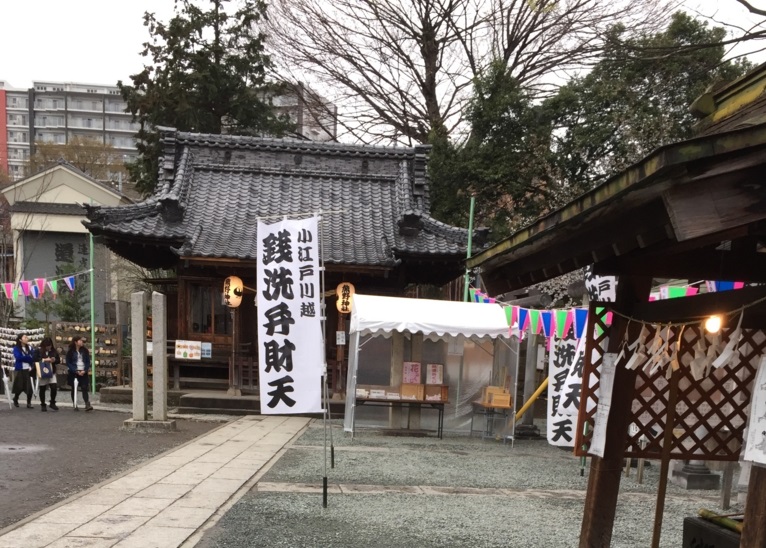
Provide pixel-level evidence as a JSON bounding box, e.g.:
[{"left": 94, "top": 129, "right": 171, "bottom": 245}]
[{"left": 458, "top": 196, "right": 475, "bottom": 418}]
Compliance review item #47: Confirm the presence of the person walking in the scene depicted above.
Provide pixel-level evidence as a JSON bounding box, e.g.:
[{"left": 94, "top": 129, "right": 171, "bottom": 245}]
[
  {"left": 12, "top": 333, "right": 35, "bottom": 408},
  {"left": 34, "top": 337, "right": 60, "bottom": 412},
  {"left": 65, "top": 336, "right": 93, "bottom": 412}
]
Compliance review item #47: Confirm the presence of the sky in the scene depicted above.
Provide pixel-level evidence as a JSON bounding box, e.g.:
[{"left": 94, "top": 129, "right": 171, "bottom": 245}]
[{"left": 1, "top": 0, "right": 765, "bottom": 90}]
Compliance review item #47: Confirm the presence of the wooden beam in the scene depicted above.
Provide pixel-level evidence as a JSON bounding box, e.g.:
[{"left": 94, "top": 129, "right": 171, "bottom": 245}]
[
  {"left": 580, "top": 275, "right": 652, "bottom": 547},
  {"left": 663, "top": 169, "right": 766, "bottom": 242},
  {"left": 740, "top": 464, "right": 766, "bottom": 546}
]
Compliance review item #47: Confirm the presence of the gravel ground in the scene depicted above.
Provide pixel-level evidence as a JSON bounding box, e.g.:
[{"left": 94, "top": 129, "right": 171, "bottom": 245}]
[
  {"left": 0, "top": 395, "right": 220, "bottom": 531},
  {"left": 198, "top": 420, "right": 741, "bottom": 548}
]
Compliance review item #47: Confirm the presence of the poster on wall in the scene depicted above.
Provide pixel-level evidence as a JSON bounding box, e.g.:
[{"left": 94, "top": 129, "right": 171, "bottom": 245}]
[
  {"left": 175, "top": 340, "right": 202, "bottom": 360},
  {"left": 744, "top": 355, "right": 766, "bottom": 466},
  {"left": 256, "top": 216, "right": 323, "bottom": 414}
]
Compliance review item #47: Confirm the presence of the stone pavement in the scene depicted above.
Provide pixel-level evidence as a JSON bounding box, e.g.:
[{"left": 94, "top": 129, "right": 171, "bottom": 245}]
[{"left": 0, "top": 415, "right": 311, "bottom": 548}]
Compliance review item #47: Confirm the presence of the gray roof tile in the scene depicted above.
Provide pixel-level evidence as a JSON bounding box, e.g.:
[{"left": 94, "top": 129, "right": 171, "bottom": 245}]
[{"left": 85, "top": 130, "right": 472, "bottom": 268}]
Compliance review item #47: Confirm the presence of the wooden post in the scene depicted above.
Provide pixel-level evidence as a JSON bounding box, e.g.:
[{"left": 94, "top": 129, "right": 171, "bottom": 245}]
[
  {"left": 335, "top": 313, "right": 345, "bottom": 395},
  {"left": 579, "top": 275, "right": 651, "bottom": 548},
  {"left": 740, "top": 462, "right": 766, "bottom": 546},
  {"left": 720, "top": 462, "right": 734, "bottom": 511},
  {"left": 651, "top": 368, "right": 679, "bottom": 548}
]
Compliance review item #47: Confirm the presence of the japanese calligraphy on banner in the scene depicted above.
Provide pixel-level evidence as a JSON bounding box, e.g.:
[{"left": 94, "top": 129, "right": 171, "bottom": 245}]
[
  {"left": 547, "top": 337, "right": 578, "bottom": 447},
  {"left": 558, "top": 336, "right": 586, "bottom": 417},
  {"left": 584, "top": 266, "right": 618, "bottom": 303},
  {"left": 256, "top": 217, "right": 323, "bottom": 414}
]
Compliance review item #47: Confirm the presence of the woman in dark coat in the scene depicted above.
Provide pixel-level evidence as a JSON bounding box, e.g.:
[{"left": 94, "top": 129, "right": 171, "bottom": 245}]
[
  {"left": 34, "top": 337, "right": 60, "bottom": 411},
  {"left": 12, "top": 333, "right": 35, "bottom": 408},
  {"left": 65, "top": 336, "right": 92, "bottom": 411}
]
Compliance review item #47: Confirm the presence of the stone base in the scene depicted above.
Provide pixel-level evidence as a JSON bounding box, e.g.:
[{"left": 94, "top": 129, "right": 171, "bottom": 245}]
[
  {"left": 122, "top": 419, "right": 177, "bottom": 433},
  {"left": 673, "top": 465, "right": 721, "bottom": 490},
  {"left": 514, "top": 424, "right": 541, "bottom": 439}
]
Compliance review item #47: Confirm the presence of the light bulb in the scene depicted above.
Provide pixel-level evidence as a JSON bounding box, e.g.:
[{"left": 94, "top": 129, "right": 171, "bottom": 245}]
[{"left": 704, "top": 315, "right": 722, "bottom": 334}]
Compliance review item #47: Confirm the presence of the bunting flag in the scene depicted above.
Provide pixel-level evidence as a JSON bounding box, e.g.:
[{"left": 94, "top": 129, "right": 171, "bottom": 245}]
[
  {"left": 686, "top": 287, "right": 699, "bottom": 297},
  {"left": 64, "top": 276, "right": 75, "bottom": 292},
  {"left": 30, "top": 284, "right": 40, "bottom": 299},
  {"left": 717, "top": 281, "right": 735, "bottom": 292},
  {"left": 734, "top": 282, "right": 745, "bottom": 290},
  {"left": 2, "top": 283, "right": 13, "bottom": 300},
  {"left": 706, "top": 281, "right": 717, "bottom": 293},
  {"left": 35, "top": 278, "right": 46, "bottom": 296},
  {"left": 19, "top": 280, "right": 31, "bottom": 297},
  {"left": 47, "top": 280, "right": 58, "bottom": 298},
  {"left": 468, "top": 288, "right": 477, "bottom": 302},
  {"left": 574, "top": 308, "right": 588, "bottom": 339},
  {"left": 667, "top": 286, "right": 686, "bottom": 299},
  {"left": 504, "top": 306, "right": 513, "bottom": 326},
  {"left": 555, "top": 309, "right": 569, "bottom": 339},
  {"left": 518, "top": 308, "right": 530, "bottom": 333},
  {"left": 12, "top": 288, "right": 19, "bottom": 301},
  {"left": 540, "top": 310, "right": 553, "bottom": 338},
  {"left": 529, "top": 309, "right": 541, "bottom": 334}
]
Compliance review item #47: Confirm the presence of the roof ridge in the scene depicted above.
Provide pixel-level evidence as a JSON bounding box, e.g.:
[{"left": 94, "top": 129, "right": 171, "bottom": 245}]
[
  {"left": 176, "top": 131, "right": 423, "bottom": 157},
  {"left": 192, "top": 162, "right": 395, "bottom": 182}
]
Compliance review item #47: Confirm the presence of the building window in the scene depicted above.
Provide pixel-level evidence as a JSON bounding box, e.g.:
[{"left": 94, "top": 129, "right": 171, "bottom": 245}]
[{"left": 189, "top": 284, "right": 232, "bottom": 336}]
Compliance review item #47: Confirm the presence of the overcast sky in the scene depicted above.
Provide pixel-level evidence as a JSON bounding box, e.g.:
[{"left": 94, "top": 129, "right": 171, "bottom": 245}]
[{"left": 1, "top": 0, "right": 765, "bottom": 90}]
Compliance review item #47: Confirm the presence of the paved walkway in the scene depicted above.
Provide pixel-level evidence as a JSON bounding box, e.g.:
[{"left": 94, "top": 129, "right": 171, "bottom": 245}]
[{"left": 0, "top": 415, "right": 310, "bottom": 548}]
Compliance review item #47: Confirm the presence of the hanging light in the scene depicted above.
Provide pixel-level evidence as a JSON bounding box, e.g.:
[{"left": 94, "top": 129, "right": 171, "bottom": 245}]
[
  {"left": 704, "top": 315, "right": 722, "bottom": 334},
  {"left": 223, "top": 276, "right": 244, "bottom": 308},
  {"left": 336, "top": 282, "right": 355, "bottom": 314}
]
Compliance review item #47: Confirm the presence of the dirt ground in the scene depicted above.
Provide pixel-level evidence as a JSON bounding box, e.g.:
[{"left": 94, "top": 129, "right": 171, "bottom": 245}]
[{"left": 0, "top": 403, "right": 219, "bottom": 530}]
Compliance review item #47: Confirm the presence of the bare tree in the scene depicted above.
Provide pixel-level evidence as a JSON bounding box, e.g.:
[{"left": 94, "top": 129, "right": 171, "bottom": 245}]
[
  {"left": 267, "top": 0, "right": 678, "bottom": 144},
  {"left": 28, "top": 136, "right": 127, "bottom": 182}
]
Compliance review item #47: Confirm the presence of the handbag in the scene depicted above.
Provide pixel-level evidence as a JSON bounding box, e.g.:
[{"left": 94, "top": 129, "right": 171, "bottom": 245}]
[{"left": 39, "top": 360, "right": 55, "bottom": 380}]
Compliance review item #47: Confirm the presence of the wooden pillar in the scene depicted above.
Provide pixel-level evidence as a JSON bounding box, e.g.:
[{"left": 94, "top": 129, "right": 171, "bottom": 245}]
[
  {"left": 390, "top": 331, "right": 404, "bottom": 428},
  {"left": 741, "top": 464, "right": 766, "bottom": 547},
  {"left": 579, "top": 275, "right": 651, "bottom": 548}
]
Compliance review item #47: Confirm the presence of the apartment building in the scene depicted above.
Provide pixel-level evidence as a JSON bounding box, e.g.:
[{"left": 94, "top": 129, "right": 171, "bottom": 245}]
[
  {"left": 1, "top": 79, "right": 338, "bottom": 181},
  {"left": 0, "top": 80, "right": 139, "bottom": 181}
]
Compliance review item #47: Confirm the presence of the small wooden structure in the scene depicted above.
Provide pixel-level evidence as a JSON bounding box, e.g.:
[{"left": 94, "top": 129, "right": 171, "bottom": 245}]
[{"left": 469, "top": 65, "right": 766, "bottom": 546}]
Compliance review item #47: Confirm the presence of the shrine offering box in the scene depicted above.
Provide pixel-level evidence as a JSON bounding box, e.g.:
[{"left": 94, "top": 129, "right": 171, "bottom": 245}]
[
  {"left": 403, "top": 362, "right": 421, "bottom": 384},
  {"left": 426, "top": 363, "right": 443, "bottom": 384},
  {"left": 424, "top": 384, "right": 449, "bottom": 402},
  {"left": 400, "top": 383, "right": 425, "bottom": 400},
  {"left": 482, "top": 386, "right": 511, "bottom": 407}
]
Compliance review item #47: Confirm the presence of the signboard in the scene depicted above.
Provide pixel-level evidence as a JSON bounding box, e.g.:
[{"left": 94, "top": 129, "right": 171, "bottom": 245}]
[
  {"left": 175, "top": 340, "right": 202, "bottom": 360},
  {"left": 336, "top": 331, "right": 346, "bottom": 346},
  {"left": 201, "top": 342, "right": 212, "bottom": 359},
  {"left": 256, "top": 216, "right": 323, "bottom": 414}
]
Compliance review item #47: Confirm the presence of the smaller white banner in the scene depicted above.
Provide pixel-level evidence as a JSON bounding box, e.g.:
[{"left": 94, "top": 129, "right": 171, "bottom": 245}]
[
  {"left": 744, "top": 356, "right": 766, "bottom": 465},
  {"left": 589, "top": 352, "right": 617, "bottom": 458}
]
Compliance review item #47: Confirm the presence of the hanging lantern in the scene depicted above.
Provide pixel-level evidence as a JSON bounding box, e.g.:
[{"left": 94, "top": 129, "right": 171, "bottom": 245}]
[
  {"left": 336, "top": 282, "right": 355, "bottom": 314},
  {"left": 223, "top": 276, "right": 244, "bottom": 308}
]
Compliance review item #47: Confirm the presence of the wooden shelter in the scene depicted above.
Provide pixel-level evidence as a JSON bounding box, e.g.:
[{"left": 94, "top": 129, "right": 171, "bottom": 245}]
[
  {"left": 84, "top": 129, "right": 481, "bottom": 391},
  {"left": 469, "top": 65, "right": 766, "bottom": 546}
]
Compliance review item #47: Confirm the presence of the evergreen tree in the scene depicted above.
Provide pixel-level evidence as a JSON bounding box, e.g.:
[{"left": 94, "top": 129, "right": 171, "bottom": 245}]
[{"left": 119, "top": 0, "right": 294, "bottom": 195}]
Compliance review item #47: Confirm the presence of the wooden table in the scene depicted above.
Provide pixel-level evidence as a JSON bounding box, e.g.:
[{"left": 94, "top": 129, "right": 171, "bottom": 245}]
[{"left": 354, "top": 397, "right": 448, "bottom": 439}]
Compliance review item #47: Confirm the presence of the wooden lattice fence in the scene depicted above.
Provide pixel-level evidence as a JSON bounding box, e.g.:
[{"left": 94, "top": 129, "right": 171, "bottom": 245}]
[{"left": 575, "top": 301, "right": 760, "bottom": 461}]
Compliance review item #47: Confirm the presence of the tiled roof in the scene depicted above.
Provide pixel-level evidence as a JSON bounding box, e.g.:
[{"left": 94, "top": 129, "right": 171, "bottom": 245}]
[
  {"left": 85, "top": 130, "right": 472, "bottom": 268},
  {"left": 11, "top": 202, "right": 86, "bottom": 215}
]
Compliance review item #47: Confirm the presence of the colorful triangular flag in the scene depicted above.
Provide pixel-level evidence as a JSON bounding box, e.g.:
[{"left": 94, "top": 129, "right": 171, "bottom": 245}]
[{"left": 64, "top": 276, "right": 75, "bottom": 292}]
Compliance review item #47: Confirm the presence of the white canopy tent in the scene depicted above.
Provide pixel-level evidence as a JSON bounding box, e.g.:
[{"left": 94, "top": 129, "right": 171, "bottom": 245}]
[{"left": 343, "top": 294, "right": 512, "bottom": 433}]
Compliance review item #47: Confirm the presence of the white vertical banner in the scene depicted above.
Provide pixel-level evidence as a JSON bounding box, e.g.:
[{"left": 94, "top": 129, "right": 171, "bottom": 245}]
[
  {"left": 257, "top": 217, "right": 324, "bottom": 414},
  {"left": 547, "top": 337, "right": 577, "bottom": 447}
]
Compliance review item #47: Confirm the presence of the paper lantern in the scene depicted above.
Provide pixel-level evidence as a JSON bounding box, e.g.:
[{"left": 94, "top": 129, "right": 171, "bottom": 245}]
[
  {"left": 336, "top": 282, "right": 355, "bottom": 314},
  {"left": 223, "top": 276, "right": 244, "bottom": 308}
]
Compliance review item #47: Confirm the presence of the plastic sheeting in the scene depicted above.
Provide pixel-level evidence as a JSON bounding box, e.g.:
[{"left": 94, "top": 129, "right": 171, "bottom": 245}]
[
  {"left": 349, "top": 294, "right": 510, "bottom": 341},
  {"left": 344, "top": 294, "right": 512, "bottom": 434}
]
